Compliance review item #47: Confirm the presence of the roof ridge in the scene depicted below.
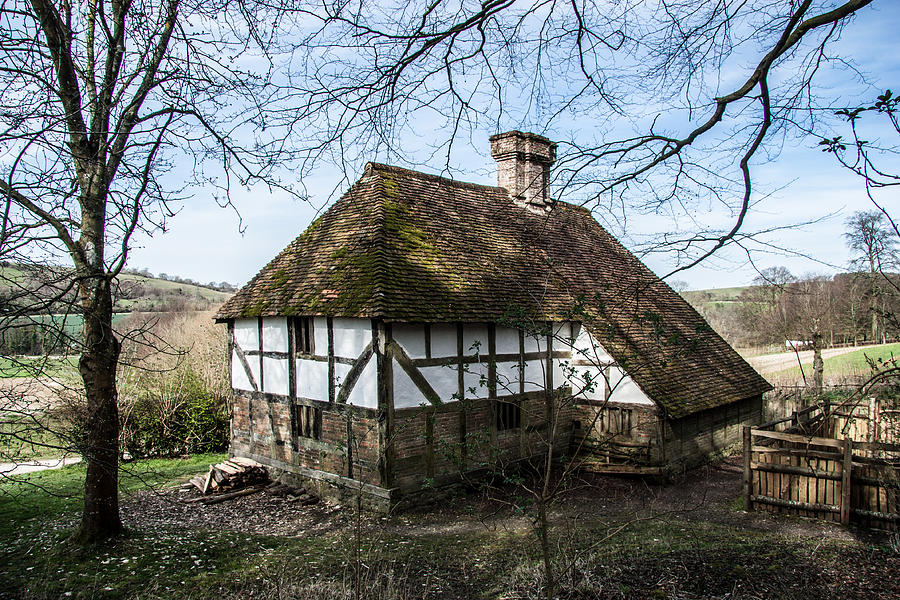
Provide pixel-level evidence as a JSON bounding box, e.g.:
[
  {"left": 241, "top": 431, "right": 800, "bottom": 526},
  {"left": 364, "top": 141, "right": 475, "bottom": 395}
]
[
  {"left": 364, "top": 161, "right": 501, "bottom": 193},
  {"left": 364, "top": 161, "right": 591, "bottom": 215}
]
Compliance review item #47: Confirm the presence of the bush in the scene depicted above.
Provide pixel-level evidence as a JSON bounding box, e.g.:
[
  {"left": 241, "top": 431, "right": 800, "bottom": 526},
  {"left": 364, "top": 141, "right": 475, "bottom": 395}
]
[{"left": 117, "top": 311, "right": 230, "bottom": 458}]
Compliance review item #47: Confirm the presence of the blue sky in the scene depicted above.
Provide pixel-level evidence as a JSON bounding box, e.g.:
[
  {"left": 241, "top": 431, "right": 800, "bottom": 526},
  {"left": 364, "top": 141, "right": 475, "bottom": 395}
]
[{"left": 128, "top": 2, "right": 900, "bottom": 291}]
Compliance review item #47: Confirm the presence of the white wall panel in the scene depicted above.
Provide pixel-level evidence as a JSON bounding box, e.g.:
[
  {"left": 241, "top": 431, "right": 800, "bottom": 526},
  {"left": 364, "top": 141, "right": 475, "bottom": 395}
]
[
  {"left": 566, "top": 364, "right": 606, "bottom": 400},
  {"left": 263, "top": 357, "right": 289, "bottom": 396},
  {"left": 333, "top": 318, "right": 371, "bottom": 359},
  {"left": 523, "top": 330, "right": 547, "bottom": 354},
  {"left": 297, "top": 359, "right": 328, "bottom": 401},
  {"left": 313, "top": 317, "right": 329, "bottom": 354},
  {"left": 231, "top": 351, "right": 255, "bottom": 391},
  {"left": 571, "top": 324, "right": 613, "bottom": 363},
  {"left": 495, "top": 327, "right": 520, "bottom": 354},
  {"left": 347, "top": 358, "right": 377, "bottom": 409},
  {"left": 393, "top": 361, "right": 429, "bottom": 408},
  {"left": 430, "top": 323, "right": 457, "bottom": 357},
  {"left": 262, "top": 318, "right": 288, "bottom": 353},
  {"left": 463, "top": 323, "right": 488, "bottom": 356},
  {"left": 603, "top": 366, "right": 652, "bottom": 405},
  {"left": 554, "top": 322, "right": 574, "bottom": 345},
  {"left": 495, "top": 361, "right": 521, "bottom": 396},
  {"left": 233, "top": 319, "right": 259, "bottom": 352},
  {"left": 420, "top": 365, "right": 460, "bottom": 402},
  {"left": 523, "top": 359, "right": 546, "bottom": 392},
  {"left": 464, "top": 362, "right": 489, "bottom": 399},
  {"left": 393, "top": 324, "right": 426, "bottom": 359}
]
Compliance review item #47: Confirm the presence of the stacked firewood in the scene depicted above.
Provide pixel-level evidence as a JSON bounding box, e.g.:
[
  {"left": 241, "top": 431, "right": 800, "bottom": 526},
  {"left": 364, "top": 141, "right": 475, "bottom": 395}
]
[
  {"left": 187, "top": 456, "right": 269, "bottom": 496},
  {"left": 182, "top": 457, "right": 321, "bottom": 507},
  {"left": 266, "top": 481, "right": 320, "bottom": 506}
]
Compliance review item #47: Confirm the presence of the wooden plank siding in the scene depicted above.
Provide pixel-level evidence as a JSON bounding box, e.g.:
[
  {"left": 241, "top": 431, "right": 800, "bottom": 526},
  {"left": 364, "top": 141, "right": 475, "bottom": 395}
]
[{"left": 575, "top": 395, "right": 763, "bottom": 473}]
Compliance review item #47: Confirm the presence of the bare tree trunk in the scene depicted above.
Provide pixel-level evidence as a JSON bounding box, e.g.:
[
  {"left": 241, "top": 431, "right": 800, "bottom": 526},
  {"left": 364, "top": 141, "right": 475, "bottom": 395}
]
[
  {"left": 537, "top": 497, "right": 554, "bottom": 600},
  {"left": 74, "top": 193, "right": 123, "bottom": 543},
  {"left": 812, "top": 332, "right": 824, "bottom": 397}
]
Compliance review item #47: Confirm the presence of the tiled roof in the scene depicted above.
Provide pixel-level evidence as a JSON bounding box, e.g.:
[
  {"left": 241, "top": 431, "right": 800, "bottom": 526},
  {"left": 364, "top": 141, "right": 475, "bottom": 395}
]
[{"left": 217, "top": 163, "right": 771, "bottom": 417}]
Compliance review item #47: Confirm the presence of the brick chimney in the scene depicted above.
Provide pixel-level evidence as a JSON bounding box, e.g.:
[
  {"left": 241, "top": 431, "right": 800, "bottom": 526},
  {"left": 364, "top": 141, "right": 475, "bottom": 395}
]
[{"left": 489, "top": 131, "right": 557, "bottom": 211}]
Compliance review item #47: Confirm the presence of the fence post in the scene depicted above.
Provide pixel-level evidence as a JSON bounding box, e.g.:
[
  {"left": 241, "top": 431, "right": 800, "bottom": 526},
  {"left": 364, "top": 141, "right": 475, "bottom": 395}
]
[
  {"left": 743, "top": 426, "right": 752, "bottom": 512},
  {"left": 841, "top": 435, "right": 852, "bottom": 526}
]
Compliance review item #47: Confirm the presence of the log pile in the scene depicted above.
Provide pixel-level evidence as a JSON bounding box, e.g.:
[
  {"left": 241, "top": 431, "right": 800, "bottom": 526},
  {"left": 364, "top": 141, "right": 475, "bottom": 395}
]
[
  {"left": 266, "top": 481, "right": 320, "bottom": 506},
  {"left": 187, "top": 456, "right": 269, "bottom": 495}
]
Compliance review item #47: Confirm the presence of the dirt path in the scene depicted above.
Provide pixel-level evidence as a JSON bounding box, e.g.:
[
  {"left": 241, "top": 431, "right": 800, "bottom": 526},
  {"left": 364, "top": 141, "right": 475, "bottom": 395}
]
[
  {"left": 0, "top": 456, "right": 81, "bottom": 477},
  {"left": 746, "top": 343, "right": 887, "bottom": 374}
]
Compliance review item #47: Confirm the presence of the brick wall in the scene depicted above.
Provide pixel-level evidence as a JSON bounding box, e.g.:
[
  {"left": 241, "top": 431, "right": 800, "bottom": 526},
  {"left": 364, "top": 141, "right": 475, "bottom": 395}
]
[
  {"left": 230, "top": 391, "right": 381, "bottom": 486},
  {"left": 391, "top": 391, "right": 576, "bottom": 494}
]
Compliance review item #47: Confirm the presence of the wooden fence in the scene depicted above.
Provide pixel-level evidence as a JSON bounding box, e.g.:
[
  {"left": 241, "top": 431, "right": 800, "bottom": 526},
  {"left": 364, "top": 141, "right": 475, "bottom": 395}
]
[{"left": 743, "top": 403, "right": 900, "bottom": 530}]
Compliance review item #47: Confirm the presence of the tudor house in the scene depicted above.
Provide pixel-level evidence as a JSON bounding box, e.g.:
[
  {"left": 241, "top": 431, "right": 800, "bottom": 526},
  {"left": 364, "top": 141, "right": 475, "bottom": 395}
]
[{"left": 215, "top": 131, "right": 772, "bottom": 508}]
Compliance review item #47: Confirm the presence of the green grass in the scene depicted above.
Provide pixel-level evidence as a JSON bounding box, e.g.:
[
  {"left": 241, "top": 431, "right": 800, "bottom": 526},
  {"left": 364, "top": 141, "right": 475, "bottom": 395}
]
[
  {"left": 0, "top": 354, "right": 78, "bottom": 378},
  {"left": 0, "top": 413, "right": 68, "bottom": 461},
  {"left": 768, "top": 342, "right": 900, "bottom": 383},
  {"left": 0, "top": 453, "right": 225, "bottom": 526},
  {"left": 1, "top": 455, "right": 895, "bottom": 600}
]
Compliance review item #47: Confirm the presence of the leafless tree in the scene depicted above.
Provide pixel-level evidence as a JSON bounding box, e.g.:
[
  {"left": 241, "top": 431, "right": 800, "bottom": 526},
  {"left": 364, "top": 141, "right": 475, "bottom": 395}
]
[
  {"left": 845, "top": 210, "right": 899, "bottom": 343},
  {"left": 0, "top": 0, "right": 305, "bottom": 543},
  {"left": 281, "top": 0, "right": 884, "bottom": 272}
]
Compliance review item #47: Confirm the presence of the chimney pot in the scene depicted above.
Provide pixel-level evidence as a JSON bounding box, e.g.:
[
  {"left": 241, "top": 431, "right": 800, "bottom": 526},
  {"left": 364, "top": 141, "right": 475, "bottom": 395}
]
[{"left": 489, "top": 131, "right": 557, "bottom": 210}]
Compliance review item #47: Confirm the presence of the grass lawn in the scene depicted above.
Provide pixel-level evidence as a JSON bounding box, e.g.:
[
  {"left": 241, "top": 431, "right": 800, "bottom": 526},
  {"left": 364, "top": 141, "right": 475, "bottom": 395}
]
[
  {"left": 0, "top": 455, "right": 897, "bottom": 599},
  {"left": 0, "top": 355, "right": 78, "bottom": 379},
  {"left": 769, "top": 342, "right": 900, "bottom": 384}
]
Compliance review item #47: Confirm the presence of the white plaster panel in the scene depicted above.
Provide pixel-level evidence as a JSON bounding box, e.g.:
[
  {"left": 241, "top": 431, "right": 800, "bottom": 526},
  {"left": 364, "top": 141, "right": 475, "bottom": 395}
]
[
  {"left": 262, "top": 318, "right": 288, "bottom": 353},
  {"left": 393, "top": 324, "right": 426, "bottom": 359},
  {"left": 233, "top": 319, "right": 259, "bottom": 352},
  {"left": 231, "top": 350, "right": 254, "bottom": 391},
  {"left": 464, "top": 361, "right": 489, "bottom": 399},
  {"left": 523, "top": 359, "right": 546, "bottom": 392},
  {"left": 420, "top": 365, "right": 460, "bottom": 402},
  {"left": 430, "top": 323, "right": 457, "bottom": 358},
  {"left": 393, "top": 360, "right": 429, "bottom": 408},
  {"left": 333, "top": 318, "right": 371, "bottom": 359},
  {"left": 523, "top": 331, "right": 547, "bottom": 354},
  {"left": 495, "top": 327, "right": 520, "bottom": 354},
  {"left": 347, "top": 358, "right": 377, "bottom": 409},
  {"left": 313, "top": 317, "right": 329, "bottom": 354},
  {"left": 607, "top": 366, "right": 653, "bottom": 405},
  {"left": 572, "top": 324, "right": 613, "bottom": 363},
  {"left": 263, "top": 356, "right": 289, "bottom": 396},
  {"left": 334, "top": 362, "right": 351, "bottom": 399},
  {"left": 463, "top": 323, "right": 488, "bottom": 356},
  {"left": 495, "top": 361, "right": 521, "bottom": 396},
  {"left": 554, "top": 322, "right": 574, "bottom": 345},
  {"left": 567, "top": 364, "right": 607, "bottom": 400},
  {"left": 297, "top": 358, "right": 328, "bottom": 401}
]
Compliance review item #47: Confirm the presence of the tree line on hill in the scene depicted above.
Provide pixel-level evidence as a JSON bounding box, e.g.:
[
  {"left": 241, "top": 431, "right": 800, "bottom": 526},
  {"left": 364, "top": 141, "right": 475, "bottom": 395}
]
[
  {"left": 690, "top": 211, "right": 900, "bottom": 393},
  {"left": 0, "top": 263, "right": 236, "bottom": 357}
]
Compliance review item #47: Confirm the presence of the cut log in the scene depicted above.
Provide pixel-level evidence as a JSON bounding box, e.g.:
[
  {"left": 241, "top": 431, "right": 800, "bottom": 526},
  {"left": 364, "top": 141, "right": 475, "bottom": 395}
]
[{"left": 199, "top": 485, "right": 266, "bottom": 505}]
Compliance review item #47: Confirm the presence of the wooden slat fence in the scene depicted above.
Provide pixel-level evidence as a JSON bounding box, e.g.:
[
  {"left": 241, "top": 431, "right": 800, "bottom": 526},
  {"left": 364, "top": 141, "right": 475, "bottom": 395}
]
[{"left": 743, "top": 402, "right": 900, "bottom": 530}]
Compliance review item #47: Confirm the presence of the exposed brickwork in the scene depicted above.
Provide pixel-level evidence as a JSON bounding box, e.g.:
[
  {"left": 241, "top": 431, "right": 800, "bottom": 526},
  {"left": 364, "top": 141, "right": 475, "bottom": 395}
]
[
  {"left": 390, "top": 392, "right": 577, "bottom": 494},
  {"left": 231, "top": 391, "right": 381, "bottom": 487},
  {"left": 573, "top": 395, "right": 763, "bottom": 472},
  {"left": 489, "top": 130, "right": 557, "bottom": 208}
]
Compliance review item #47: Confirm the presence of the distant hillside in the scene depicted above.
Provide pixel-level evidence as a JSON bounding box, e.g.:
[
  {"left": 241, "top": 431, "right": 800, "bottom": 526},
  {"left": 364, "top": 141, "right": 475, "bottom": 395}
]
[
  {"left": 681, "top": 286, "right": 750, "bottom": 307},
  {"left": 0, "top": 263, "right": 233, "bottom": 314},
  {"left": 679, "top": 285, "right": 755, "bottom": 348}
]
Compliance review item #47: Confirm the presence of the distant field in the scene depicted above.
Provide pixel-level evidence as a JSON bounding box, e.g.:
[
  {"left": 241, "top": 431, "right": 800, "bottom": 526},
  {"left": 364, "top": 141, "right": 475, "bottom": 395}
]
[
  {"left": 0, "top": 355, "right": 78, "bottom": 379},
  {"left": 767, "top": 342, "right": 900, "bottom": 384}
]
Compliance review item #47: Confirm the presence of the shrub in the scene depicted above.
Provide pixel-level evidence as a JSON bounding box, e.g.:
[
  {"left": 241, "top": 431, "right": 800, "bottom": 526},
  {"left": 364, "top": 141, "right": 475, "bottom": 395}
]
[{"left": 117, "top": 311, "right": 230, "bottom": 458}]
